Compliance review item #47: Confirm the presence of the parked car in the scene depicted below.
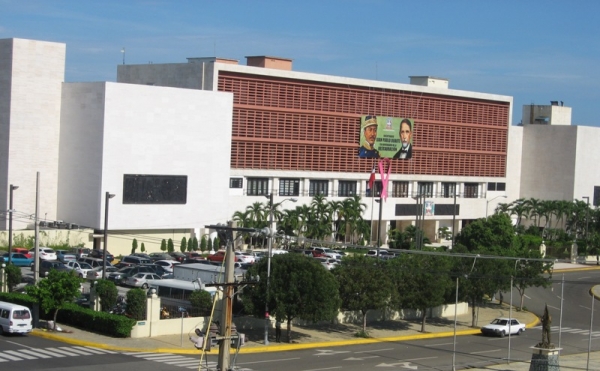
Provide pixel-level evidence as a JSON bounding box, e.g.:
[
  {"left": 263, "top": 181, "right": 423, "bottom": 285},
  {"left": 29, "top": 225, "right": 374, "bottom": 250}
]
[
  {"left": 55, "top": 250, "right": 77, "bottom": 263},
  {"left": 78, "top": 257, "right": 113, "bottom": 270},
  {"left": 184, "top": 251, "right": 206, "bottom": 263},
  {"left": 311, "top": 247, "right": 342, "bottom": 260},
  {"left": 72, "top": 247, "right": 91, "bottom": 260},
  {"left": 366, "top": 249, "right": 395, "bottom": 260},
  {"left": 206, "top": 251, "right": 239, "bottom": 263},
  {"left": 11, "top": 248, "right": 32, "bottom": 258},
  {"left": 29, "top": 247, "right": 57, "bottom": 261},
  {"left": 85, "top": 266, "right": 118, "bottom": 280},
  {"left": 131, "top": 253, "right": 153, "bottom": 260},
  {"left": 119, "top": 255, "right": 153, "bottom": 267},
  {"left": 64, "top": 261, "right": 94, "bottom": 278},
  {"left": 109, "top": 265, "right": 160, "bottom": 285},
  {"left": 235, "top": 252, "right": 255, "bottom": 264},
  {"left": 124, "top": 272, "right": 162, "bottom": 289},
  {"left": 315, "top": 257, "right": 339, "bottom": 270},
  {"left": 89, "top": 249, "right": 114, "bottom": 262},
  {"left": 480, "top": 318, "right": 525, "bottom": 337},
  {"left": 148, "top": 252, "right": 172, "bottom": 262},
  {"left": 1, "top": 253, "right": 33, "bottom": 267},
  {"left": 303, "top": 249, "right": 325, "bottom": 258},
  {"left": 39, "top": 260, "right": 70, "bottom": 277},
  {"left": 168, "top": 251, "right": 187, "bottom": 263},
  {"left": 153, "top": 260, "right": 180, "bottom": 273}
]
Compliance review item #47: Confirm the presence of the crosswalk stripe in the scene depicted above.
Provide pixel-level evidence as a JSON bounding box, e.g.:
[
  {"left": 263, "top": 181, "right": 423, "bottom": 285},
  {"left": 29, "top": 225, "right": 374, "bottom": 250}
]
[
  {"left": 0, "top": 352, "right": 23, "bottom": 361},
  {"left": 45, "top": 347, "right": 79, "bottom": 356},
  {"left": 18, "top": 349, "right": 51, "bottom": 359},
  {"left": 82, "top": 346, "right": 117, "bottom": 354},
  {"left": 4, "top": 350, "right": 36, "bottom": 360},
  {"left": 34, "top": 348, "right": 66, "bottom": 357},
  {"left": 63, "top": 347, "right": 91, "bottom": 355}
]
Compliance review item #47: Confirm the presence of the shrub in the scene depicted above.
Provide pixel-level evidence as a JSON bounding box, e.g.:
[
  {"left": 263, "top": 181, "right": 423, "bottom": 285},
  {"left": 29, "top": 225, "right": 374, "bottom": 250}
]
[
  {"left": 5, "top": 264, "right": 22, "bottom": 292},
  {"left": 126, "top": 288, "right": 146, "bottom": 320},
  {"left": 95, "top": 279, "right": 118, "bottom": 311},
  {"left": 189, "top": 290, "right": 213, "bottom": 316}
]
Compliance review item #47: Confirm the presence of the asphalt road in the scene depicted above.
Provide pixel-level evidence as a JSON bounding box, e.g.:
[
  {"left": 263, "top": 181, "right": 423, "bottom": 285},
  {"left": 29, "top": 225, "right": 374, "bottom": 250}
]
[{"left": 4, "top": 268, "right": 599, "bottom": 371}]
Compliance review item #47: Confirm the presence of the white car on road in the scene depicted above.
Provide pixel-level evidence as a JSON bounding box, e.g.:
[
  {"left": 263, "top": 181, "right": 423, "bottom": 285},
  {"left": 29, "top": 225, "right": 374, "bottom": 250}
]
[{"left": 480, "top": 317, "right": 525, "bottom": 337}]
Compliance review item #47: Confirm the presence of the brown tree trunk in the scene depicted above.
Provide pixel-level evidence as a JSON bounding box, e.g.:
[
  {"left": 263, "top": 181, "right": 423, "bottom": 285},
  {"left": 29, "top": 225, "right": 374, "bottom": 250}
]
[
  {"left": 420, "top": 308, "right": 427, "bottom": 333},
  {"left": 470, "top": 298, "right": 478, "bottom": 327},
  {"left": 362, "top": 310, "right": 367, "bottom": 332}
]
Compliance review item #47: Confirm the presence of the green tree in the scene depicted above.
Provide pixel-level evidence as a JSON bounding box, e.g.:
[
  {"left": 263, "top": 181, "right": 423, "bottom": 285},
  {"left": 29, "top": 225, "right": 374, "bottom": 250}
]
[
  {"left": 126, "top": 288, "right": 147, "bottom": 320},
  {"left": 5, "top": 264, "right": 22, "bottom": 292},
  {"left": 512, "top": 247, "right": 553, "bottom": 310},
  {"left": 200, "top": 236, "right": 207, "bottom": 253},
  {"left": 180, "top": 237, "right": 187, "bottom": 253},
  {"left": 25, "top": 270, "right": 82, "bottom": 328},
  {"left": 140, "top": 242, "right": 146, "bottom": 253},
  {"left": 207, "top": 237, "right": 213, "bottom": 251},
  {"left": 189, "top": 290, "right": 213, "bottom": 316},
  {"left": 131, "top": 238, "right": 138, "bottom": 254},
  {"left": 332, "top": 255, "right": 392, "bottom": 333},
  {"left": 214, "top": 237, "right": 221, "bottom": 250},
  {"left": 160, "top": 239, "right": 167, "bottom": 252},
  {"left": 454, "top": 214, "right": 515, "bottom": 252},
  {"left": 167, "top": 238, "right": 174, "bottom": 253},
  {"left": 191, "top": 237, "right": 198, "bottom": 251},
  {"left": 389, "top": 251, "right": 453, "bottom": 332},
  {"left": 242, "top": 253, "right": 340, "bottom": 342},
  {"left": 95, "top": 279, "right": 119, "bottom": 311}
]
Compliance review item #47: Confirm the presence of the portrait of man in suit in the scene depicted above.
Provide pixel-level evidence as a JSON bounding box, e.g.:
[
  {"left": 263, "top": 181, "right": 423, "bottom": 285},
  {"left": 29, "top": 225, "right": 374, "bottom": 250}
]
[{"left": 392, "top": 118, "right": 413, "bottom": 160}]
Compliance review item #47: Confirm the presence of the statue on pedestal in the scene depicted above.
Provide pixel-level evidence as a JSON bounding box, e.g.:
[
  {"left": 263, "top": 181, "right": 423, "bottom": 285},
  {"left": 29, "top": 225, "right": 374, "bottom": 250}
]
[{"left": 537, "top": 304, "right": 554, "bottom": 349}]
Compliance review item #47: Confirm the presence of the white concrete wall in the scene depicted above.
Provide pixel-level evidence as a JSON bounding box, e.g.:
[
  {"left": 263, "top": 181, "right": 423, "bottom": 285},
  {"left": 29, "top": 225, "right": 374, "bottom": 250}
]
[
  {"left": 574, "top": 126, "right": 600, "bottom": 203},
  {"left": 520, "top": 125, "right": 577, "bottom": 200},
  {"left": 0, "top": 38, "right": 65, "bottom": 230},
  {"left": 58, "top": 82, "right": 234, "bottom": 230}
]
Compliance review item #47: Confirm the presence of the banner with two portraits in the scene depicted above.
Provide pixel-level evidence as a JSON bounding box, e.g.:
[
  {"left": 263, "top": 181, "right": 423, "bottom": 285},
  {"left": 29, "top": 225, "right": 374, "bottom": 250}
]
[{"left": 358, "top": 115, "right": 414, "bottom": 159}]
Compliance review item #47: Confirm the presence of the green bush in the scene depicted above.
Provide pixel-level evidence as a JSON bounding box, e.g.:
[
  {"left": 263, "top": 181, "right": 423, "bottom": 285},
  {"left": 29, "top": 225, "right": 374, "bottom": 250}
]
[
  {"left": 126, "top": 288, "right": 147, "bottom": 320},
  {"left": 0, "top": 293, "right": 135, "bottom": 337},
  {"left": 5, "top": 264, "right": 22, "bottom": 292},
  {"left": 189, "top": 290, "right": 213, "bottom": 316},
  {"left": 95, "top": 279, "right": 118, "bottom": 311}
]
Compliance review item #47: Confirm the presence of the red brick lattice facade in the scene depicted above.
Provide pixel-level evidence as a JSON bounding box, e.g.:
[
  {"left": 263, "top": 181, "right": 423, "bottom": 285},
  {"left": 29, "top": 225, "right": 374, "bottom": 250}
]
[{"left": 220, "top": 71, "right": 509, "bottom": 177}]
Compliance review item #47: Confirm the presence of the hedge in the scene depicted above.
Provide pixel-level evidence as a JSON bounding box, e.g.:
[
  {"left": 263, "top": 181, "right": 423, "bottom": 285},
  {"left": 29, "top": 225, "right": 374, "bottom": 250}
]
[{"left": 0, "top": 292, "right": 136, "bottom": 338}]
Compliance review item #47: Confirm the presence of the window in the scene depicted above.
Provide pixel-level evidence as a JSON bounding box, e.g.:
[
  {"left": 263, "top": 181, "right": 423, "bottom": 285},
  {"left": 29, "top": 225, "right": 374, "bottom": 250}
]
[
  {"left": 279, "top": 178, "right": 300, "bottom": 197},
  {"left": 392, "top": 181, "right": 409, "bottom": 198},
  {"left": 229, "top": 178, "right": 243, "bottom": 188},
  {"left": 464, "top": 183, "right": 479, "bottom": 198},
  {"left": 338, "top": 181, "right": 357, "bottom": 197},
  {"left": 441, "top": 182, "right": 456, "bottom": 198},
  {"left": 487, "top": 182, "right": 506, "bottom": 191},
  {"left": 247, "top": 178, "right": 269, "bottom": 196},
  {"left": 309, "top": 180, "right": 328, "bottom": 196},
  {"left": 417, "top": 182, "right": 433, "bottom": 197},
  {"left": 366, "top": 181, "right": 383, "bottom": 197}
]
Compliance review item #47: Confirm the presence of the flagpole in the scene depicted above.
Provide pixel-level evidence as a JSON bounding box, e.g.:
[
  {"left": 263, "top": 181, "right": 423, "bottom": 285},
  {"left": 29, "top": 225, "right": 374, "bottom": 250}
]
[{"left": 369, "top": 160, "right": 376, "bottom": 247}]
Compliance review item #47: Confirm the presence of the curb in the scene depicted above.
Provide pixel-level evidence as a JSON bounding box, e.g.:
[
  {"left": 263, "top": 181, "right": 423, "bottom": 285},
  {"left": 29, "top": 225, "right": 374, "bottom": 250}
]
[{"left": 31, "top": 312, "right": 540, "bottom": 355}]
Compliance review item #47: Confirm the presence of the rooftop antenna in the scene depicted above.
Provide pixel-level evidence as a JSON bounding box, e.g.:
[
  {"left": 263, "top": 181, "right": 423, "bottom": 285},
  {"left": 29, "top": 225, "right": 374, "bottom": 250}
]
[{"left": 121, "top": 47, "right": 125, "bottom": 65}]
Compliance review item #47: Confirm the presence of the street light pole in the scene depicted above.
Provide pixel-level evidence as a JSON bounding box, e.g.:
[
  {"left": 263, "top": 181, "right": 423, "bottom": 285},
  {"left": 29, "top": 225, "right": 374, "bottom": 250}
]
[
  {"left": 486, "top": 195, "right": 507, "bottom": 218},
  {"left": 102, "top": 192, "right": 115, "bottom": 280},
  {"left": 451, "top": 190, "right": 457, "bottom": 250},
  {"left": 264, "top": 192, "right": 274, "bottom": 345},
  {"left": 8, "top": 184, "right": 19, "bottom": 265},
  {"left": 582, "top": 196, "right": 590, "bottom": 241},
  {"left": 375, "top": 198, "right": 383, "bottom": 256}
]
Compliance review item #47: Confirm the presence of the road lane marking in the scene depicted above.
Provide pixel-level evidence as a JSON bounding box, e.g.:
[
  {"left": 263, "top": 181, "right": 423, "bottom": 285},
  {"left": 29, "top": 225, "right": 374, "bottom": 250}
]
[
  {"left": 425, "top": 342, "right": 453, "bottom": 347},
  {"left": 471, "top": 349, "right": 501, "bottom": 354},
  {"left": 238, "top": 357, "right": 301, "bottom": 365},
  {"left": 355, "top": 348, "right": 394, "bottom": 353}
]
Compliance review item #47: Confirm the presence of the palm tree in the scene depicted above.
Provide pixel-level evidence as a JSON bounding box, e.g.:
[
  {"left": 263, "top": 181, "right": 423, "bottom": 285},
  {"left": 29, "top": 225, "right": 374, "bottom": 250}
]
[
  {"left": 327, "top": 200, "right": 344, "bottom": 241},
  {"left": 509, "top": 199, "right": 528, "bottom": 226},
  {"left": 342, "top": 195, "right": 367, "bottom": 244},
  {"left": 309, "top": 194, "right": 332, "bottom": 240}
]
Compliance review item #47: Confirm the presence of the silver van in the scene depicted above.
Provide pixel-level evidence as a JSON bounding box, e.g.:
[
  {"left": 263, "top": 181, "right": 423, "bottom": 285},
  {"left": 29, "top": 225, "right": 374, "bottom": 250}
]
[{"left": 0, "top": 301, "right": 32, "bottom": 335}]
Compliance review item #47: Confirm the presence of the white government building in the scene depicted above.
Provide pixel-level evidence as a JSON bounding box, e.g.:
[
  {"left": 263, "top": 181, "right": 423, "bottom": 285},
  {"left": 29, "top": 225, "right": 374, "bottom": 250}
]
[{"left": 1, "top": 38, "right": 598, "bottom": 257}]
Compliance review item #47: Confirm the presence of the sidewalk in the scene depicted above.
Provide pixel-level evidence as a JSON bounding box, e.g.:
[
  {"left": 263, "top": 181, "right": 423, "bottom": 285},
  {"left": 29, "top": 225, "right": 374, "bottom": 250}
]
[{"left": 30, "top": 262, "right": 600, "bottom": 369}]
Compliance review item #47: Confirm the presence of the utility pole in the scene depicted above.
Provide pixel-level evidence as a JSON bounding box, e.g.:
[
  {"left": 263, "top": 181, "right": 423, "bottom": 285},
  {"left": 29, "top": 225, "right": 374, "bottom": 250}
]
[
  {"left": 205, "top": 223, "right": 259, "bottom": 371},
  {"left": 217, "top": 221, "right": 236, "bottom": 371}
]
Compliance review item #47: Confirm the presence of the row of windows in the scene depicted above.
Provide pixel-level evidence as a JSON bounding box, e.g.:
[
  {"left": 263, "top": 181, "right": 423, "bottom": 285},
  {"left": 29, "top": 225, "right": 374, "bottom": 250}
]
[{"left": 231, "top": 178, "right": 505, "bottom": 199}]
